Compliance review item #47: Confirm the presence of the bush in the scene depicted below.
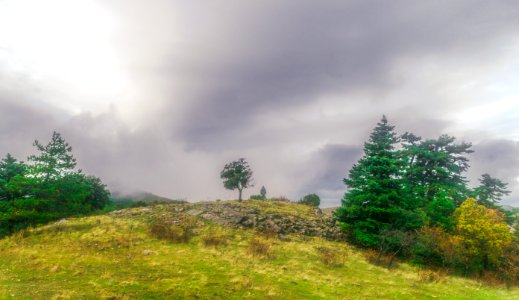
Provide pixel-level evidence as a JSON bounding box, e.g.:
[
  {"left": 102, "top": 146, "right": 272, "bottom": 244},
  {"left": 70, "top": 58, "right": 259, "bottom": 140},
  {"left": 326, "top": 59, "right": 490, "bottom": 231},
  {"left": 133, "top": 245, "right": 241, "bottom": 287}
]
[
  {"left": 316, "top": 246, "right": 346, "bottom": 267},
  {"left": 499, "top": 243, "right": 519, "bottom": 286},
  {"left": 149, "top": 218, "right": 197, "bottom": 243},
  {"left": 247, "top": 237, "right": 274, "bottom": 258},
  {"left": 249, "top": 194, "right": 266, "bottom": 200},
  {"left": 417, "top": 268, "right": 447, "bottom": 283},
  {"left": 270, "top": 196, "right": 290, "bottom": 202},
  {"left": 363, "top": 249, "right": 399, "bottom": 269},
  {"left": 412, "top": 226, "right": 446, "bottom": 266},
  {"left": 299, "top": 193, "right": 320, "bottom": 207},
  {"left": 257, "top": 222, "right": 279, "bottom": 239},
  {"left": 202, "top": 228, "right": 229, "bottom": 247}
]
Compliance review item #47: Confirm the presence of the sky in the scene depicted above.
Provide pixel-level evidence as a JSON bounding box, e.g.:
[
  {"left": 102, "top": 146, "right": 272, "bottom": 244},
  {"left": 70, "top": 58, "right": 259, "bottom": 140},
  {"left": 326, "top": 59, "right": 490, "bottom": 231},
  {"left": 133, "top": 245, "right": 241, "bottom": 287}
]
[{"left": 0, "top": 0, "right": 519, "bottom": 207}]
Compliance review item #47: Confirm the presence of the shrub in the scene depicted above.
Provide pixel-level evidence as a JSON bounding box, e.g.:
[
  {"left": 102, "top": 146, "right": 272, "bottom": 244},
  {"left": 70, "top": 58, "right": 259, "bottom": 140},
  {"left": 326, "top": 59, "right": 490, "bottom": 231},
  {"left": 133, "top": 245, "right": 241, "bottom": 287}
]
[
  {"left": 202, "top": 228, "right": 229, "bottom": 247},
  {"left": 363, "top": 249, "right": 399, "bottom": 269},
  {"left": 267, "top": 196, "right": 289, "bottom": 202},
  {"left": 257, "top": 224, "right": 279, "bottom": 239},
  {"left": 316, "top": 246, "right": 346, "bottom": 267},
  {"left": 299, "top": 193, "right": 320, "bottom": 207},
  {"left": 499, "top": 243, "right": 519, "bottom": 287},
  {"left": 417, "top": 268, "right": 447, "bottom": 283},
  {"left": 247, "top": 237, "right": 274, "bottom": 258},
  {"left": 149, "top": 218, "right": 196, "bottom": 243},
  {"left": 249, "top": 194, "right": 266, "bottom": 200},
  {"left": 202, "top": 234, "right": 228, "bottom": 247},
  {"left": 412, "top": 226, "right": 446, "bottom": 266}
]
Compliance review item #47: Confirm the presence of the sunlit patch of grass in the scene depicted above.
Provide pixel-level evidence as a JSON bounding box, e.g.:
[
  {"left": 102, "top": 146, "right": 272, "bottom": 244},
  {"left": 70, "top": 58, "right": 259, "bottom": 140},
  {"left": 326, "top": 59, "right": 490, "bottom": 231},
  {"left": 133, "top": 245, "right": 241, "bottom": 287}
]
[{"left": 0, "top": 201, "right": 517, "bottom": 299}]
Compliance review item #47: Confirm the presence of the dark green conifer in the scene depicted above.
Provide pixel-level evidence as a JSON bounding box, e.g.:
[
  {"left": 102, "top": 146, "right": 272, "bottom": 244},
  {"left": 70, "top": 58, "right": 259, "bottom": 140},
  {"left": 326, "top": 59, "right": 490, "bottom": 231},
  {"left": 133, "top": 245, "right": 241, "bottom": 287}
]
[{"left": 335, "top": 116, "right": 420, "bottom": 247}]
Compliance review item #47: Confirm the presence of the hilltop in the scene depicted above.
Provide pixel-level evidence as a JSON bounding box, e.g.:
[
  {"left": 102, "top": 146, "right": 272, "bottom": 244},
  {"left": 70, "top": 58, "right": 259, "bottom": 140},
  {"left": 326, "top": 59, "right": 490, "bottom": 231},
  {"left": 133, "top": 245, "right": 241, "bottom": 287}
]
[{"left": 0, "top": 200, "right": 517, "bottom": 299}]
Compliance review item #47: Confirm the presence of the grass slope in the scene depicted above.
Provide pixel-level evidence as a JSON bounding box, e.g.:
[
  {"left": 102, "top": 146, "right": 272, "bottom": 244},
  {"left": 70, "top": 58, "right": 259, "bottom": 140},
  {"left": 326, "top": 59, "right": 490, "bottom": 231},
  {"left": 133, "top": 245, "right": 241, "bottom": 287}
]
[{"left": 0, "top": 201, "right": 517, "bottom": 299}]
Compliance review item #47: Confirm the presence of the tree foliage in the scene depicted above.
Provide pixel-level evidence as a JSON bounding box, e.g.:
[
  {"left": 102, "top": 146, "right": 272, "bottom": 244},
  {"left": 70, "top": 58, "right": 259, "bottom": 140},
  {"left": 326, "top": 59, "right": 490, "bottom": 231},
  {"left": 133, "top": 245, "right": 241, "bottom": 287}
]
[
  {"left": 299, "top": 193, "right": 320, "bottom": 207},
  {"left": 0, "top": 132, "right": 110, "bottom": 237},
  {"left": 335, "top": 116, "right": 517, "bottom": 282},
  {"left": 28, "top": 131, "right": 77, "bottom": 181},
  {"left": 0, "top": 154, "right": 27, "bottom": 201},
  {"left": 220, "top": 158, "right": 253, "bottom": 201},
  {"left": 453, "top": 198, "right": 512, "bottom": 268},
  {"left": 474, "top": 173, "right": 510, "bottom": 208},
  {"left": 260, "top": 186, "right": 267, "bottom": 199},
  {"left": 401, "top": 133, "right": 473, "bottom": 228},
  {"left": 335, "top": 116, "right": 422, "bottom": 247}
]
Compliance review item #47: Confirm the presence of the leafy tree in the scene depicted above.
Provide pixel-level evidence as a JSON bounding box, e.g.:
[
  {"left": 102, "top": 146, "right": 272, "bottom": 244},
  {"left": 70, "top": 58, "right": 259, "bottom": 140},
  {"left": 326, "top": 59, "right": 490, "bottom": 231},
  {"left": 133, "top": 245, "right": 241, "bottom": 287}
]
[
  {"left": 299, "top": 193, "right": 320, "bottom": 207},
  {"left": 335, "top": 116, "right": 421, "bottom": 247},
  {"left": 0, "top": 154, "right": 27, "bottom": 201},
  {"left": 260, "top": 186, "right": 267, "bottom": 199},
  {"left": 28, "top": 131, "right": 77, "bottom": 181},
  {"left": 473, "top": 173, "right": 510, "bottom": 208},
  {"left": 220, "top": 158, "right": 253, "bottom": 201},
  {"left": 453, "top": 198, "right": 513, "bottom": 271}
]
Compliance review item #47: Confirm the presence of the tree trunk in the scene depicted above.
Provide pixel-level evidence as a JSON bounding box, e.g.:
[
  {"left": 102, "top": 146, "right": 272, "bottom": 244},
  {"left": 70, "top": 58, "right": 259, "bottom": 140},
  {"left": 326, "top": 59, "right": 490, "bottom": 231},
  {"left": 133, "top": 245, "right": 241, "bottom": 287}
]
[{"left": 238, "top": 189, "right": 243, "bottom": 201}]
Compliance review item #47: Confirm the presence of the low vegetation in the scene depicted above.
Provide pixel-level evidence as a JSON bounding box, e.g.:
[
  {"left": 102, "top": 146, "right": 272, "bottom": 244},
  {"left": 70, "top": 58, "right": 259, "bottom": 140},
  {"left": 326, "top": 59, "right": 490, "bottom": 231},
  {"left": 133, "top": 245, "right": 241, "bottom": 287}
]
[{"left": 0, "top": 200, "right": 518, "bottom": 299}]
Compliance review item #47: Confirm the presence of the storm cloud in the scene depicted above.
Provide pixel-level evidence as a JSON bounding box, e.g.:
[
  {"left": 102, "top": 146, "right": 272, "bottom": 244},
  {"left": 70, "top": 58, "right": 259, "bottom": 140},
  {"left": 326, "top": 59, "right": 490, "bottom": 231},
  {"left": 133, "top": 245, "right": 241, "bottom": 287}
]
[{"left": 1, "top": 0, "right": 519, "bottom": 206}]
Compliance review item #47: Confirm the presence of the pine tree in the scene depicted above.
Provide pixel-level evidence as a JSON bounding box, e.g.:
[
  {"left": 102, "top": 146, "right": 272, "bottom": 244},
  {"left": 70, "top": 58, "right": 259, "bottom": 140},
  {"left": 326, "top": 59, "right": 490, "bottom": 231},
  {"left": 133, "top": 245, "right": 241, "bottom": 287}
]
[
  {"left": 401, "top": 134, "right": 472, "bottom": 228},
  {"left": 28, "top": 132, "right": 77, "bottom": 181},
  {"left": 335, "top": 116, "right": 421, "bottom": 247},
  {"left": 0, "top": 153, "right": 27, "bottom": 200},
  {"left": 474, "top": 173, "right": 510, "bottom": 208},
  {"left": 260, "top": 186, "right": 267, "bottom": 199}
]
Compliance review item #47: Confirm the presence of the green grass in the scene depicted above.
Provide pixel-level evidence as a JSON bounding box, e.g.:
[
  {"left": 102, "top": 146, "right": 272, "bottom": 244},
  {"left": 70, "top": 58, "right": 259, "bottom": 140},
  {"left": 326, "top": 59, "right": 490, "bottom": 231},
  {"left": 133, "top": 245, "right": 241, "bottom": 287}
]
[{"left": 0, "top": 201, "right": 517, "bottom": 299}]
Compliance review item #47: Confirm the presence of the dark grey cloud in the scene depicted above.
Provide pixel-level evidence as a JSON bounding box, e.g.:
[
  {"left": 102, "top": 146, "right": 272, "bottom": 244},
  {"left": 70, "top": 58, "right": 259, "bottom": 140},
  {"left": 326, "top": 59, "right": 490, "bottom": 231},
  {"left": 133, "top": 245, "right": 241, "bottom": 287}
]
[
  {"left": 145, "top": 0, "right": 519, "bottom": 150},
  {"left": 1, "top": 0, "right": 519, "bottom": 205}
]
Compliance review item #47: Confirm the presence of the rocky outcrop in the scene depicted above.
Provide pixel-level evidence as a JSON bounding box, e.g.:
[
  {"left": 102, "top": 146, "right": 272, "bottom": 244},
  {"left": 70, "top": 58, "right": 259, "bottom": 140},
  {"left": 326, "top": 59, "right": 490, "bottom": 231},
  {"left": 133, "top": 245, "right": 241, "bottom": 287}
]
[
  {"left": 183, "top": 202, "right": 345, "bottom": 241},
  {"left": 109, "top": 200, "right": 347, "bottom": 241}
]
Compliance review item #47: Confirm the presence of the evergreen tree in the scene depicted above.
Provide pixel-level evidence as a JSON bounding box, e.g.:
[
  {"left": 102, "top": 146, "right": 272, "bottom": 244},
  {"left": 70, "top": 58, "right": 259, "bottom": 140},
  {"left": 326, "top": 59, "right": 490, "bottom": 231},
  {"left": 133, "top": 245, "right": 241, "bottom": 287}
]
[
  {"left": 220, "top": 158, "right": 254, "bottom": 201},
  {"left": 474, "top": 173, "right": 510, "bottom": 208},
  {"left": 84, "top": 175, "right": 111, "bottom": 210},
  {"left": 0, "top": 132, "right": 111, "bottom": 237},
  {"left": 260, "top": 186, "right": 267, "bottom": 199},
  {"left": 28, "top": 131, "right": 77, "bottom": 181},
  {"left": 0, "top": 154, "right": 27, "bottom": 200},
  {"left": 335, "top": 116, "right": 421, "bottom": 247},
  {"left": 401, "top": 134, "right": 472, "bottom": 228},
  {"left": 0, "top": 154, "right": 27, "bottom": 183}
]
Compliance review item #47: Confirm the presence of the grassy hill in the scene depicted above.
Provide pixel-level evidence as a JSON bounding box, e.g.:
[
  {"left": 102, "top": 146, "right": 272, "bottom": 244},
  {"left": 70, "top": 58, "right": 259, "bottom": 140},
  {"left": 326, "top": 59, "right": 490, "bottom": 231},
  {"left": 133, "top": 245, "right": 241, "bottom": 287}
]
[{"left": 0, "top": 200, "right": 517, "bottom": 299}]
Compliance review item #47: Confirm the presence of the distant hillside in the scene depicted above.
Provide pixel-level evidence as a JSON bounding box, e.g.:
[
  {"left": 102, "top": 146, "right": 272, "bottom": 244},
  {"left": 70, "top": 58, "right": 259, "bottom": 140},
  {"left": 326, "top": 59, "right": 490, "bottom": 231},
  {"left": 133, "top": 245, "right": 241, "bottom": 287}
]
[
  {"left": 110, "top": 191, "right": 186, "bottom": 206},
  {"left": 0, "top": 200, "right": 517, "bottom": 299}
]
